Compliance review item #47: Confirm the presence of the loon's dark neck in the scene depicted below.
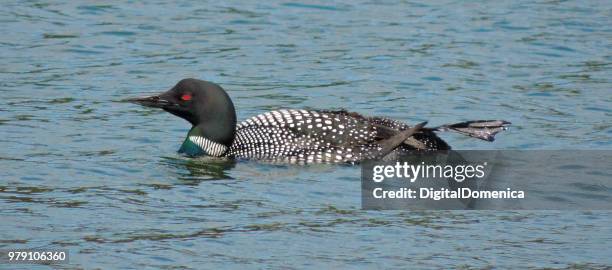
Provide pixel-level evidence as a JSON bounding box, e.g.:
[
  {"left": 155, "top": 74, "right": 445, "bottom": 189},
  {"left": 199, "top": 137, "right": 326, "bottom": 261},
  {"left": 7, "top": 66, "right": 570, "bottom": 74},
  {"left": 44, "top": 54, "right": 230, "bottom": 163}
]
[{"left": 187, "top": 82, "right": 237, "bottom": 146}]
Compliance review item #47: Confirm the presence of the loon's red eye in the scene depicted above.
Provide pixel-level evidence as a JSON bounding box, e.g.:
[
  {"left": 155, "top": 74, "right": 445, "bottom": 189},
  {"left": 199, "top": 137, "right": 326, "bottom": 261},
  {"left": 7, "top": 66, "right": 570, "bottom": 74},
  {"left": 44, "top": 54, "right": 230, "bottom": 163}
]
[{"left": 181, "top": 93, "right": 192, "bottom": 101}]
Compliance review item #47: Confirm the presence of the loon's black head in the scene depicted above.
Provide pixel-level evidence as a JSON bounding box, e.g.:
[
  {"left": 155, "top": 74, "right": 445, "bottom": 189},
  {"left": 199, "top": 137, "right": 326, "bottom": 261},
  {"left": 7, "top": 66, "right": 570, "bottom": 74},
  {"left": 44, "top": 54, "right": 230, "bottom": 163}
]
[{"left": 128, "top": 78, "right": 237, "bottom": 147}]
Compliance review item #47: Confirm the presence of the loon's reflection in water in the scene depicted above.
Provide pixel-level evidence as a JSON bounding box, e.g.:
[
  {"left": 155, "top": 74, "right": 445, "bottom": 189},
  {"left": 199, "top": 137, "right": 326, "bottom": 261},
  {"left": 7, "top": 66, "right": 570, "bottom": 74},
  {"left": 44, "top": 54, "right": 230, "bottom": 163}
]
[{"left": 160, "top": 156, "right": 236, "bottom": 183}]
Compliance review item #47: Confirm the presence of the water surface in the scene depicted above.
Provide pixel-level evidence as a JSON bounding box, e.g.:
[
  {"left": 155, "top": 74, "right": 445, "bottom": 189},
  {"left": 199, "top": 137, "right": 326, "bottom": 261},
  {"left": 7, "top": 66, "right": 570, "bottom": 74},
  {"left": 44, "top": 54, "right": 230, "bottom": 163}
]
[{"left": 1, "top": 1, "right": 611, "bottom": 269}]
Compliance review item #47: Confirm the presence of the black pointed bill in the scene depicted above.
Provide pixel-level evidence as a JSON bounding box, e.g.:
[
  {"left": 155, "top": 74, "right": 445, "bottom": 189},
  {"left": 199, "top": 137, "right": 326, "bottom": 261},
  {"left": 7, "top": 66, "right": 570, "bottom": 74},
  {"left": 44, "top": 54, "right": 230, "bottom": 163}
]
[{"left": 124, "top": 95, "right": 173, "bottom": 109}]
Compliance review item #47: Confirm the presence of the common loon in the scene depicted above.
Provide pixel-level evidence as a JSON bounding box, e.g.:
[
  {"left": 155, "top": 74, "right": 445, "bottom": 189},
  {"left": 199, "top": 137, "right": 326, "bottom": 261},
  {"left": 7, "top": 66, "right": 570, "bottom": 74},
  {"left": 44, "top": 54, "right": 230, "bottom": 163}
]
[{"left": 127, "top": 78, "right": 510, "bottom": 163}]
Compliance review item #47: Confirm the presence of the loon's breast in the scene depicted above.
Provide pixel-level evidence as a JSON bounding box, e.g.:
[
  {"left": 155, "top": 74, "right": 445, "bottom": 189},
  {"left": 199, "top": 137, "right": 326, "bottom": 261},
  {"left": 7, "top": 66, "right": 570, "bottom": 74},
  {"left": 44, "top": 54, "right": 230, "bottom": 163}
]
[{"left": 226, "top": 109, "right": 449, "bottom": 163}]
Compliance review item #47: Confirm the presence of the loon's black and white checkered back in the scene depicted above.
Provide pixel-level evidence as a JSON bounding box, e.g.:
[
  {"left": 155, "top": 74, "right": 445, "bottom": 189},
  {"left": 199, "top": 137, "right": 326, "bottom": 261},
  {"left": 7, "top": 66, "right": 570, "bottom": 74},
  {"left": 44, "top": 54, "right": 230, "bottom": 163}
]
[
  {"left": 226, "top": 110, "right": 380, "bottom": 163},
  {"left": 225, "top": 109, "right": 449, "bottom": 163}
]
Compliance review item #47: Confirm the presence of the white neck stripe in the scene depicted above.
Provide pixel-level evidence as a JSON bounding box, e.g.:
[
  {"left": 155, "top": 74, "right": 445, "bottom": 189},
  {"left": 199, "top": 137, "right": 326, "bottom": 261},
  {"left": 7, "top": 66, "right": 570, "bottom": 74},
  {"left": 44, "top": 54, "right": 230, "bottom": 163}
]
[{"left": 189, "top": 136, "right": 227, "bottom": 157}]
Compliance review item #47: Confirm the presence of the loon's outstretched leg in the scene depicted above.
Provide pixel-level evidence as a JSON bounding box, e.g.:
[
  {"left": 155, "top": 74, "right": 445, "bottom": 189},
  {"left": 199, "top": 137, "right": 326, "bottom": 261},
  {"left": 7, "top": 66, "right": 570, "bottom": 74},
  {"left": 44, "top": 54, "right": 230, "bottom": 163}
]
[
  {"left": 370, "top": 121, "right": 427, "bottom": 159},
  {"left": 431, "top": 120, "right": 511, "bottom": 142}
]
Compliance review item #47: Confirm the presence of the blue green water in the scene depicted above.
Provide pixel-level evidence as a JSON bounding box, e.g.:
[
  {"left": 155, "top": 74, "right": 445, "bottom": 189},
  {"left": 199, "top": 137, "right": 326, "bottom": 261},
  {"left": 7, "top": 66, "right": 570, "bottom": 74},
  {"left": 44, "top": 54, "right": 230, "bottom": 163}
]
[{"left": 1, "top": 1, "right": 611, "bottom": 269}]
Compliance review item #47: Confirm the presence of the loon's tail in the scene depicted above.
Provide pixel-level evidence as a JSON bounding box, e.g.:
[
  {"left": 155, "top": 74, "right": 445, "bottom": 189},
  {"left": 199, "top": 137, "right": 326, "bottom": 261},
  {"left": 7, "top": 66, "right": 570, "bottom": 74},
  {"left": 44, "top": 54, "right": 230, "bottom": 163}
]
[{"left": 431, "top": 120, "right": 511, "bottom": 142}]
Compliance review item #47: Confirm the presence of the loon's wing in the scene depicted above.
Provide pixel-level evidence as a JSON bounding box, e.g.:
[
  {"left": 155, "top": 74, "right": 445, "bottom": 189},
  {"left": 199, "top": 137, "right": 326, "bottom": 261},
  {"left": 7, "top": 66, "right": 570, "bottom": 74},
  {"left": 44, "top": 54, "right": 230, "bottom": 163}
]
[
  {"left": 320, "top": 110, "right": 451, "bottom": 150},
  {"left": 229, "top": 109, "right": 426, "bottom": 163},
  {"left": 366, "top": 121, "right": 427, "bottom": 159},
  {"left": 362, "top": 115, "right": 451, "bottom": 150}
]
